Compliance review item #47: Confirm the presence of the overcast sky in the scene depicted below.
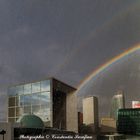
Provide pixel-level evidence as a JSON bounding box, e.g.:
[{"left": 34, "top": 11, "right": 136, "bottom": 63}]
[{"left": 0, "top": 0, "right": 140, "bottom": 120}]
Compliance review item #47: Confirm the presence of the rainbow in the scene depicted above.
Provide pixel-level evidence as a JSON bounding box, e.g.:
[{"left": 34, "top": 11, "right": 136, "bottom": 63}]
[{"left": 77, "top": 44, "right": 140, "bottom": 90}]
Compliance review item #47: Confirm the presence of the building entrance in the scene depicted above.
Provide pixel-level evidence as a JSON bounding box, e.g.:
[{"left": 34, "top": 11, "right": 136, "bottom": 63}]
[{"left": 53, "top": 90, "right": 66, "bottom": 130}]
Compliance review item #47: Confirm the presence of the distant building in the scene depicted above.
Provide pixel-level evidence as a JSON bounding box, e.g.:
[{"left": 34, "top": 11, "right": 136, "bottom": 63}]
[
  {"left": 110, "top": 90, "right": 125, "bottom": 119},
  {"left": 8, "top": 78, "right": 78, "bottom": 132},
  {"left": 78, "top": 112, "right": 83, "bottom": 124},
  {"left": 78, "top": 112, "right": 83, "bottom": 132},
  {"left": 100, "top": 117, "right": 116, "bottom": 133},
  {"left": 83, "top": 96, "right": 98, "bottom": 132},
  {"left": 117, "top": 108, "right": 140, "bottom": 135},
  {"left": 132, "top": 101, "right": 140, "bottom": 108}
]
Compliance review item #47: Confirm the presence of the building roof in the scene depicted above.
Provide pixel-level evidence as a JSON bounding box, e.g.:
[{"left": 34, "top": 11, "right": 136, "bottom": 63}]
[{"left": 8, "top": 77, "right": 76, "bottom": 91}]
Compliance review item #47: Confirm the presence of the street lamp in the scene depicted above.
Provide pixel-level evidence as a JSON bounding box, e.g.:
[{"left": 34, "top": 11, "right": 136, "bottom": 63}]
[{"left": 0, "top": 130, "right": 6, "bottom": 140}]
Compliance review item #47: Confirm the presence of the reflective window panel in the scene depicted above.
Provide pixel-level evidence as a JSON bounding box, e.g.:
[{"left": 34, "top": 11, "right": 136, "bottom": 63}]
[
  {"left": 15, "top": 96, "right": 20, "bottom": 106},
  {"left": 16, "top": 107, "right": 24, "bottom": 117},
  {"left": 31, "top": 93, "right": 40, "bottom": 105},
  {"left": 24, "top": 84, "right": 31, "bottom": 94},
  {"left": 32, "top": 82, "right": 40, "bottom": 93},
  {"left": 39, "top": 108, "right": 51, "bottom": 122},
  {"left": 16, "top": 85, "right": 24, "bottom": 95},
  {"left": 19, "top": 95, "right": 24, "bottom": 107},
  {"left": 24, "top": 106, "right": 31, "bottom": 114},
  {"left": 8, "top": 97, "right": 16, "bottom": 107},
  {"left": 39, "top": 92, "right": 50, "bottom": 105},
  {"left": 32, "top": 105, "right": 41, "bottom": 116},
  {"left": 8, "top": 118, "right": 15, "bottom": 123},
  {"left": 24, "top": 94, "right": 32, "bottom": 106},
  {"left": 41, "top": 80, "right": 50, "bottom": 92},
  {"left": 8, "top": 87, "right": 17, "bottom": 96},
  {"left": 8, "top": 108, "right": 15, "bottom": 117}
]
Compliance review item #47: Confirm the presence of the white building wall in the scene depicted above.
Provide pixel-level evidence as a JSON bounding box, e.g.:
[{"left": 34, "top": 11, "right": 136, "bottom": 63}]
[
  {"left": 83, "top": 96, "right": 98, "bottom": 129},
  {"left": 66, "top": 92, "right": 78, "bottom": 133}
]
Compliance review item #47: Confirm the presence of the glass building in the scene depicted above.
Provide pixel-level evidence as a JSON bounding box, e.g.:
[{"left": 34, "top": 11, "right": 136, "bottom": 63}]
[
  {"left": 8, "top": 78, "right": 78, "bottom": 131},
  {"left": 110, "top": 90, "right": 125, "bottom": 120},
  {"left": 117, "top": 108, "right": 140, "bottom": 135}
]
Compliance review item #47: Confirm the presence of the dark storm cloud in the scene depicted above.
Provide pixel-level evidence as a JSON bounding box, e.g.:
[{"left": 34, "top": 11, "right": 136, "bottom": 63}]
[
  {"left": 55, "top": 0, "right": 140, "bottom": 86},
  {"left": 0, "top": 0, "right": 139, "bottom": 120}
]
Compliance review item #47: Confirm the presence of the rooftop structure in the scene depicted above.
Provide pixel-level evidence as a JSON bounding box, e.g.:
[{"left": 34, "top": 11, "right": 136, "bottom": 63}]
[
  {"left": 17, "top": 114, "right": 44, "bottom": 128},
  {"left": 100, "top": 117, "right": 116, "bottom": 133}
]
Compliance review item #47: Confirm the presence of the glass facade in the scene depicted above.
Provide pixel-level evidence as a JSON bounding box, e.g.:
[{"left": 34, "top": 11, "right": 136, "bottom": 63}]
[
  {"left": 117, "top": 108, "right": 140, "bottom": 135},
  {"left": 8, "top": 78, "right": 76, "bottom": 130},
  {"left": 8, "top": 80, "right": 51, "bottom": 126},
  {"left": 110, "top": 92, "right": 125, "bottom": 120}
]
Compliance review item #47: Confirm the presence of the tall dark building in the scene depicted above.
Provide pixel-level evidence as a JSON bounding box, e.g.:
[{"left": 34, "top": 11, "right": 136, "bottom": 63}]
[{"left": 117, "top": 108, "right": 140, "bottom": 135}]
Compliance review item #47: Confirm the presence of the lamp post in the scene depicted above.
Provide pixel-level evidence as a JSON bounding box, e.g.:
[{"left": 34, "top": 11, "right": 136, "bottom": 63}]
[{"left": 0, "top": 130, "right": 6, "bottom": 140}]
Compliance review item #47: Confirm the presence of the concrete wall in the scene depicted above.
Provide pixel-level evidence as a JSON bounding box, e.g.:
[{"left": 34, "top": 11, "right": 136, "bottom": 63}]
[
  {"left": 0, "top": 122, "right": 13, "bottom": 140},
  {"left": 83, "top": 97, "right": 94, "bottom": 124},
  {"left": 83, "top": 97, "right": 98, "bottom": 126},
  {"left": 66, "top": 92, "right": 78, "bottom": 133}
]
